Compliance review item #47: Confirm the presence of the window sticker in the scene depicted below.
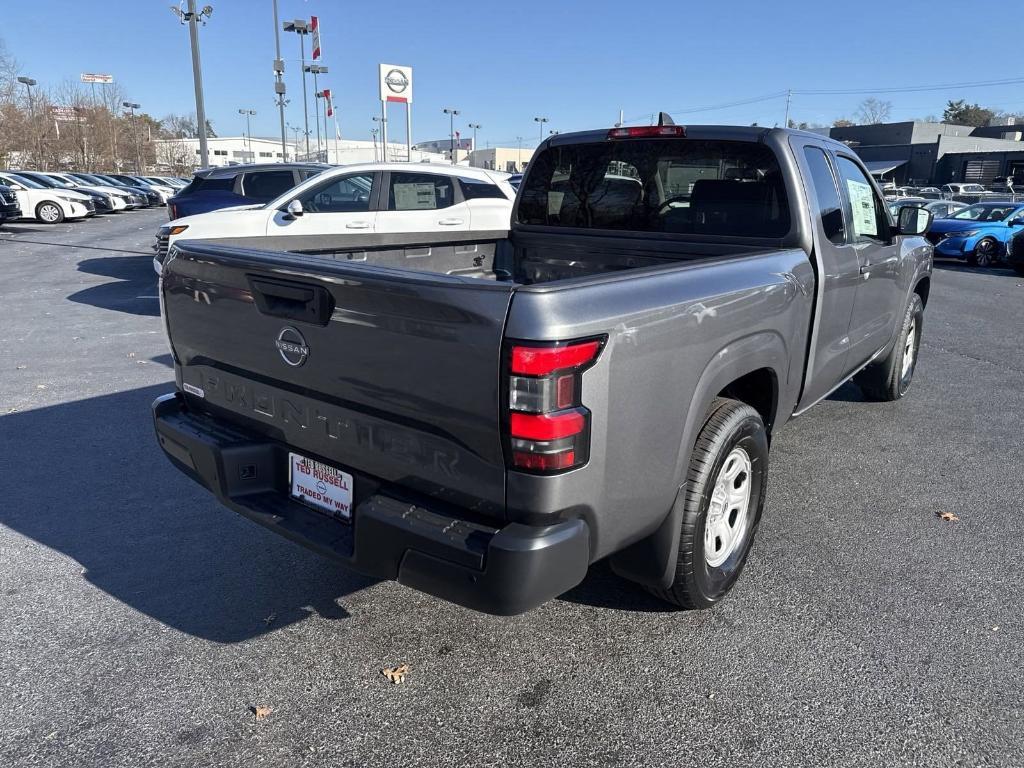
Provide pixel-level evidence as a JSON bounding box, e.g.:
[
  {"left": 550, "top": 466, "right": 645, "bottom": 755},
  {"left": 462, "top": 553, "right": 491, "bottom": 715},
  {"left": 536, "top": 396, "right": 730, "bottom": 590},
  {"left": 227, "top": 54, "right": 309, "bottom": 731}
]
[
  {"left": 393, "top": 182, "right": 437, "bottom": 210},
  {"left": 548, "top": 191, "right": 565, "bottom": 215},
  {"left": 846, "top": 178, "right": 878, "bottom": 237}
]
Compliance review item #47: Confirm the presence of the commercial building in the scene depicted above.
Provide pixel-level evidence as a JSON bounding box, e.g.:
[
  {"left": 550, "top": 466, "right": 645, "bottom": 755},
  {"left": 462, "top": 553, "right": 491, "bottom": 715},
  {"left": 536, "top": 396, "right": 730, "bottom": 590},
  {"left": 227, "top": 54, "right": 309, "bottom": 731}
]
[
  {"left": 154, "top": 136, "right": 296, "bottom": 170},
  {"left": 829, "top": 120, "right": 1024, "bottom": 185},
  {"left": 469, "top": 147, "right": 534, "bottom": 173}
]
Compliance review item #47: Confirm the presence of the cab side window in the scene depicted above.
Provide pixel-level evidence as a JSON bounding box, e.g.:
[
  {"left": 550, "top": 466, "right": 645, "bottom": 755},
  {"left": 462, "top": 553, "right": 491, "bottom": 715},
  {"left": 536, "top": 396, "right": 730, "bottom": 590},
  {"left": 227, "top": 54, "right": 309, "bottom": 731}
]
[
  {"left": 802, "top": 147, "right": 846, "bottom": 245},
  {"left": 299, "top": 174, "right": 374, "bottom": 213},
  {"left": 835, "top": 156, "right": 889, "bottom": 243}
]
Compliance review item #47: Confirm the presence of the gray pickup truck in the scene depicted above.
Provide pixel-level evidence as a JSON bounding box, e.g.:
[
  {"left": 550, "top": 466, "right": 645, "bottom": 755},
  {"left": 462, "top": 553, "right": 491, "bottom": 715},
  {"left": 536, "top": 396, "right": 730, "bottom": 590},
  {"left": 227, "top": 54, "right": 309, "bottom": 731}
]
[{"left": 153, "top": 123, "right": 933, "bottom": 615}]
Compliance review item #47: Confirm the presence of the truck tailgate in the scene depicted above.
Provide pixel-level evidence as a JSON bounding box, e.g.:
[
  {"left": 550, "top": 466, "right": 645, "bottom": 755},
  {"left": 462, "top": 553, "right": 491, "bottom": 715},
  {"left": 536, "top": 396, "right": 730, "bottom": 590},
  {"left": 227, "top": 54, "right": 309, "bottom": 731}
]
[{"left": 161, "top": 241, "right": 515, "bottom": 518}]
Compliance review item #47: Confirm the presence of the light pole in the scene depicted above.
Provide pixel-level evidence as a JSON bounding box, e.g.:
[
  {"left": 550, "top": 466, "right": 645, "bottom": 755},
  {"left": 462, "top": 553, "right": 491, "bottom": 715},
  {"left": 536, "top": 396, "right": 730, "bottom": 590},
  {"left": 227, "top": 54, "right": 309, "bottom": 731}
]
[
  {"left": 286, "top": 122, "right": 301, "bottom": 158},
  {"left": 271, "top": 0, "right": 288, "bottom": 162},
  {"left": 516, "top": 136, "right": 523, "bottom": 171},
  {"left": 170, "top": 2, "right": 213, "bottom": 168},
  {"left": 370, "top": 127, "right": 379, "bottom": 161},
  {"left": 373, "top": 116, "right": 386, "bottom": 161},
  {"left": 123, "top": 101, "right": 142, "bottom": 172},
  {"left": 283, "top": 19, "right": 311, "bottom": 158},
  {"left": 443, "top": 108, "right": 460, "bottom": 165},
  {"left": 467, "top": 122, "right": 481, "bottom": 152},
  {"left": 238, "top": 108, "right": 256, "bottom": 161},
  {"left": 17, "top": 76, "right": 41, "bottom": 165},
  {"left": 534, "top": 116, "right": 549, "bottom": 145},
  {"left": 304, "top": 64, "right": 327, "bottom": 161}
]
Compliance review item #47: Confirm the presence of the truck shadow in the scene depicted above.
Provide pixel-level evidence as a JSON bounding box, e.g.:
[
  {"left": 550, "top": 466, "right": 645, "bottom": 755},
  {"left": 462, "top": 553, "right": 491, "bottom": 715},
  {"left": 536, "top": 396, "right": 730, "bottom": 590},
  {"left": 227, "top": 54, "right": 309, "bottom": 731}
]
[
  {"left": 0, "top": 383, "right": 377, "bottom": 643},
  {"left": 67, "top": 255, "right": 161, "bottom": 317},
  {"left": 558, "top": 560, "right": 679, "bottom": 613}
]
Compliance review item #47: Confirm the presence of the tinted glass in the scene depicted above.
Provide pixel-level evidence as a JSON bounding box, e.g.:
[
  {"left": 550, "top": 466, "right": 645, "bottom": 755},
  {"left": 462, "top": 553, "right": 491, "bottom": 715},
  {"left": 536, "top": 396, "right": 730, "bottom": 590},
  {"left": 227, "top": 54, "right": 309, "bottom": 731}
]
[
  {"left": 7, "top": 173, "right": 45, "bottom": 189},
  {"left": 387, "top": 172, "right": 455, "bottom": 211},
  {"left": 181, "top": 175, "right": 236, "bottom": 194},
  {"left": 517, "top": 138, "right": 790, "bottom": 237},
  {"left": 459, "top": 177, "right": 509, "bottom": 200},
  {"left": 835, "top": 156, "right": 888, "bottom": 242},
  {"left": 802, "top": 147, "right": 845, "bottom": 245},
  {"left": 241, "top": 170, "right": 296, "bottom": 201},
  {"left": 950, "top": 204, "right": 1019, "bottom": 222},
  {"left": 299, "top": 173, "right": 373, "bottom": 213}
]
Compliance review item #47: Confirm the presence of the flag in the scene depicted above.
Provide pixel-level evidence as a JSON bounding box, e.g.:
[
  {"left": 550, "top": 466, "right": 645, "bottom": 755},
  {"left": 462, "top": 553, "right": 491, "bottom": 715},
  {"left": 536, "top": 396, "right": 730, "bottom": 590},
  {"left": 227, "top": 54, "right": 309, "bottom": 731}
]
[
  {"left": 323, "top": 89, "right": 333, "bottom": 118},
  {"left": 310, "top": 16, "right": 321, "bottom": 60}
]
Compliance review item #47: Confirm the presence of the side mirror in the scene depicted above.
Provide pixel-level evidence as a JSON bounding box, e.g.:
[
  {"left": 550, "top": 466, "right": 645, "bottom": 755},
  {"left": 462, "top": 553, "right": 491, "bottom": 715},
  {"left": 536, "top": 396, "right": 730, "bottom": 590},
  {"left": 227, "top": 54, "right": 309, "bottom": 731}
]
[
  {"left": 285, "top": 199, "right": 304, "bottom": 218},
  {"left": 896, "top": 206, "right": 932, "bottom": 236}
]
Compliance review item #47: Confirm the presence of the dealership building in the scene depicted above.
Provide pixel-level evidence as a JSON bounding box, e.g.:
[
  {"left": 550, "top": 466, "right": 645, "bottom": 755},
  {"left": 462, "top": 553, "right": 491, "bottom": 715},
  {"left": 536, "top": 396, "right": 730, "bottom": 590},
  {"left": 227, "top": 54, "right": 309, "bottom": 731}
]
[{"left": 830, "top": 119, "right": 1024, "bottom": 186}]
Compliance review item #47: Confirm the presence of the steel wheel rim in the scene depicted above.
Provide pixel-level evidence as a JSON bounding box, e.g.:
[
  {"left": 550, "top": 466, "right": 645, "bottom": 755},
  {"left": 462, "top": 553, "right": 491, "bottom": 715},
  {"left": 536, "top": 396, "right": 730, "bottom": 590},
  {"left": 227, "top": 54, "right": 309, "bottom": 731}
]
[
  {"left": 40, "top": 204, "right": 59, "bottom": 222},
  {"left": 705, "top": 447, "right": 752, "bottom": 568},
  {"left": 901, "top": 318, "right": 917, "bottom": 379}
]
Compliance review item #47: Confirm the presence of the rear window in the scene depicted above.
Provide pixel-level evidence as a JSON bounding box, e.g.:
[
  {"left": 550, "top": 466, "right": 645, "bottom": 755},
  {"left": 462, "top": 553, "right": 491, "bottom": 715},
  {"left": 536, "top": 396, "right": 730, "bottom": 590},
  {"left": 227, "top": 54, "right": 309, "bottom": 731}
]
[
  {"left": 517, "top": 138, "right": 790, "bottom": 237},
  {"left": 180, "top": 175, "right": 236, "bottom": 195},
  {"left": 458, "top": 177, "right": 509, "bottom": 200},
  {"left": 241, "top": 170, "right": 297, "bottom": 201}
]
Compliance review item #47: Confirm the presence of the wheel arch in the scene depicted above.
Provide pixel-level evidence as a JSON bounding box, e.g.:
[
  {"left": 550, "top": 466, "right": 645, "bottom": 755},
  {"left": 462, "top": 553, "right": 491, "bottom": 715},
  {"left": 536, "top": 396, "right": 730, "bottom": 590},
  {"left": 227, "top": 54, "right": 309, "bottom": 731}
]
[
  {"left": 609, "top": 337, "right": 785, "bottom": 591},
  {"left": 913, "top": 275, "right": 931, "bottom": 307}
]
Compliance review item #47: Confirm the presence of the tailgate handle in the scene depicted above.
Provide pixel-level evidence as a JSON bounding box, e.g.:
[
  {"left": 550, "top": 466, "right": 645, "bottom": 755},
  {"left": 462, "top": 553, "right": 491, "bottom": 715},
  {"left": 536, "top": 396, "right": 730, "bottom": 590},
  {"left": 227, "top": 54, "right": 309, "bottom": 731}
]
[{"left": 248, "top": 276, "right": 334, "bottom": 326}]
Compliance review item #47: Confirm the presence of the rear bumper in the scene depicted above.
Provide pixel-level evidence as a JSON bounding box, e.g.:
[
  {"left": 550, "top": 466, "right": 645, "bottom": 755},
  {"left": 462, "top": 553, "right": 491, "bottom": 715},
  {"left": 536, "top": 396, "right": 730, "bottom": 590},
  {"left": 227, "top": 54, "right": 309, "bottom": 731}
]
[{"left": 152, "top": 393, "right": 590, "bottom": 615}]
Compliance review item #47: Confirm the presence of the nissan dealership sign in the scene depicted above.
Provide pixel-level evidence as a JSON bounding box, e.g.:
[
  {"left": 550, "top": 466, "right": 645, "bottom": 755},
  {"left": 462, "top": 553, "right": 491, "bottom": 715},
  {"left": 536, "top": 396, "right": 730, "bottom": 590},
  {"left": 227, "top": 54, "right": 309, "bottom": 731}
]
[{"left": 379, "top": 64, "right": 413, "bottom": 104}]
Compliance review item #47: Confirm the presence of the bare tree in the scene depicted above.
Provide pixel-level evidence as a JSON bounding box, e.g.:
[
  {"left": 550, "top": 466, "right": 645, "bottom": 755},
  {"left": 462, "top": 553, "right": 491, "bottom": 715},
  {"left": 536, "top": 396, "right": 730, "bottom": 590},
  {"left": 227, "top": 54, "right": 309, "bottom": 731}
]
[{"left": 855, "top": 98, "right": 892, "bottom": 125}]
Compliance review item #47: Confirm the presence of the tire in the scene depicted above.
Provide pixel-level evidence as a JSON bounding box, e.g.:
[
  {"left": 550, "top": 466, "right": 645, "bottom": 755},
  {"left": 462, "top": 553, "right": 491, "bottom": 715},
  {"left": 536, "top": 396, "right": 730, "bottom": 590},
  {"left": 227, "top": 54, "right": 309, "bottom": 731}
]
[
  {"left": 969, "top": 237, "right": 998, "bottom": 267},
  {"left": 36, "top": 201, "right": 65, "bottom": 224},
  {"left": 1012, "top": 264, "right": 1024, "bottom": 277},
  {"left": 855, "top": 293, "right": 924, "bottom": 402},
  {"left": 646, "top": 397, "right": 768, "bottom": 610}
]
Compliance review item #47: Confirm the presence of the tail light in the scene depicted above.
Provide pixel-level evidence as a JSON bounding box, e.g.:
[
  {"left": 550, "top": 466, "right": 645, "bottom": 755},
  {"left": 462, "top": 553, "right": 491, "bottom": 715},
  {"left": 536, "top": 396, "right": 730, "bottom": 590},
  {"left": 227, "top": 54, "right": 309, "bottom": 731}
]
[
  {"left": 505, "top": 337, "right": 604, "bottom": 473},
  {"left": 168, "top": 203, "right": 178, "bottom": 221},
  {"left": 607, "top": 125, "right": 686, "bottom": 139}
]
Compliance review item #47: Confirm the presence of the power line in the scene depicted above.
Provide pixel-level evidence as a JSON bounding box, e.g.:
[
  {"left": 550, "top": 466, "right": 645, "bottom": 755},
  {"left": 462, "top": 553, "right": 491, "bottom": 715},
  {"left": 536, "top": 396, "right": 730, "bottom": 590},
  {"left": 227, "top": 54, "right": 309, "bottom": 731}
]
[{"left": 794, "top": 76, "right": 1024, "bottom": 96}]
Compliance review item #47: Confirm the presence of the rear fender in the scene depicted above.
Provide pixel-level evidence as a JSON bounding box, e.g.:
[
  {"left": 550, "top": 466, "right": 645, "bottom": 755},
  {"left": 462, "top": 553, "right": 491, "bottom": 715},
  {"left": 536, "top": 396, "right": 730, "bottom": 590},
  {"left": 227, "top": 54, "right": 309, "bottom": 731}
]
[{"left": 609, "top": 331, "right": 788, "bottom": 589}]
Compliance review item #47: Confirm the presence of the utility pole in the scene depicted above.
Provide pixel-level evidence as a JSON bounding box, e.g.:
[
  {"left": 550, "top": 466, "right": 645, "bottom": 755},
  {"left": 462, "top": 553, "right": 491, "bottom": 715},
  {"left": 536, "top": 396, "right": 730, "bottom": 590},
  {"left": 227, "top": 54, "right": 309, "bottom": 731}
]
[
  {"left": 534, "top": 116, "right": 549, "bottom": 145},
  {"left": 784, "top": 89, "right": 792, "bottom": 128},
  {"left": 443, "top": 108, "right": 459, "bottom": 165},
  {"left": 283, "top": 20, "right": 311, "bottom": 158},
  {"left": 272, "top": 0, "right": 288, "bottom": 162},
  {"left": 238, "top": 108, "right": 256, "bottom": 161},
  {"left": 373, "top": 115, "right": 387, "bottom": 161},
  {"left": 170, "top": 1, "right": 213, "bottom": 168},
  {"left": 123, "top": 101, "right": 142, "bottom": 172},
  {"left": 305, "top": 65, "right": 327, "bottom": 161},
  {"left": 17, "top": 77, "right": 41, "bottom": 166}
]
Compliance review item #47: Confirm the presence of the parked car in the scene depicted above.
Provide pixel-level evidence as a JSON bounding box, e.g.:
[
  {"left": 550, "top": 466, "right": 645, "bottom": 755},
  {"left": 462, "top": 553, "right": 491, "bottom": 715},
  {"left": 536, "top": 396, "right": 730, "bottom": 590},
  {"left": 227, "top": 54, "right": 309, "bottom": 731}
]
[
  {"left": 167, "top": 162, "right": 328, "bottom": 220},
  {"left": 108, "top": 174, "right": 175, "bottom": 205},
  {"left": 15, "top": 170, "right": 117, "bottom": 214},
  {"left": 87, "top": 173, "right": 161, "bottom": 207},
  {"left": 922, "top": 200, "right": 968, "bottom": 219},
  {"left": 39, "top": 172, "right": 137, "bottom": 211},
  {"left": 1005, "top": 228, "right": 1024, "bottom": 276},
  {"left": 916, "top": 187, "right": 943, "bottom": 200},
  {"left": 153, "top": 163, "right": 516, "bottom": 274},
  {"left": 507, "top": 173, "right": 524, "bottom": 190},
  {"left": 941, "top": 183, "right": 998, "bottom": 203},
  {"left": 0, "top": 183, "right": 22, "bottom": 225},
  {"left": 926, "top": 201, "right": 1024, "bottom": 266},
  {"left": 153, "top": 124, "right": 933, "bottom": 615},
  {"left": 887, "top": 197, "right": 930, "bottom": 219},
  {"left": 65, "top": 173, "right": 149, "bottom": 208},
  {"left": 0, "top": 171, "right": 94, "bottom": 223}
]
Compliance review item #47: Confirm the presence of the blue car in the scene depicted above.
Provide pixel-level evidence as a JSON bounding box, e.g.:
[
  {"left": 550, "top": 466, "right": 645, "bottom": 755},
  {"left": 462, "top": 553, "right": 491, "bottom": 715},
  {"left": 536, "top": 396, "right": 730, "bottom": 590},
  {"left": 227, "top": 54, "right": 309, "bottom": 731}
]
[
  {"left": 926, "top": 202, "right": 1024, "bottom": 267},
  {"left": 167, "top": 162, "right": 327, "bottom": 221}
]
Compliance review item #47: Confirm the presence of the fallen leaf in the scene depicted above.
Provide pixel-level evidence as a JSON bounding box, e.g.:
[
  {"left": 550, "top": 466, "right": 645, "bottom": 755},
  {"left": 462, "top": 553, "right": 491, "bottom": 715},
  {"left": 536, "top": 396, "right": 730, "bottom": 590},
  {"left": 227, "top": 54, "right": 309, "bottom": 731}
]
[
  {"left": 264, "top": 612, "right": 277, "bottom": 626},
  {"left": 382, "top": 664, "right": 410, "bottom": 684},
  {"left": 36, "top": 384, "right": 47, "bottom": 390},
  {"left": 15, "top": 365, "right": 26, "bottom": 370},
  {"left": 252, "top": 705, "right": 272, "bottom": 721},
  {"left": 936, "top": 511, "right": 960, "bottom": 522}
]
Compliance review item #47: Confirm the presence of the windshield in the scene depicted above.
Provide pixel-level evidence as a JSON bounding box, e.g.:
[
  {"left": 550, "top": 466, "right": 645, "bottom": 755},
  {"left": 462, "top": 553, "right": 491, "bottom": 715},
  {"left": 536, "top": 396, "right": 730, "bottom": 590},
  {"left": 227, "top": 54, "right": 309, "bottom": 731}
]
[
  {"left": 73, "top": 174, "right": 105, "bottom": 185},
  {"left": 962, "top": 184, "right": 986, "bottom": 193},
  {"left": 8, "top": 173, "right": 46, "bottom": 189},
  {"left": 518, "top": 138, "right": 790, "bottom": 237},
  {"left": 32, "top": 174, "right": 65, "bottom": 188},
  {"left": 949, "top": 204, "right": 1020, "bottom": 222}
]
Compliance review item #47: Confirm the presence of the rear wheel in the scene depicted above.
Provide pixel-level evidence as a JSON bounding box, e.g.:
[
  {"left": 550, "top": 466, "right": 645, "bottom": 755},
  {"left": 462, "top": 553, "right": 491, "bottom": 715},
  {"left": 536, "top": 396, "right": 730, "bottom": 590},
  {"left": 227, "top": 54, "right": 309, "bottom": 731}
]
[
  {"left": 646, "top": 397, "right": 768, "bottom": 610},
  {"left": 36, "top": 201, "right": 64, "bottom": 224},
  {"left": 1012, "top": 264, "right": 1024, "bottom": 277},
  {"left": 969, "top": 237, "right": 998, "bottom": 267},
  {"left": 855, "top": 293, "right": 923, "bottom": 401}
]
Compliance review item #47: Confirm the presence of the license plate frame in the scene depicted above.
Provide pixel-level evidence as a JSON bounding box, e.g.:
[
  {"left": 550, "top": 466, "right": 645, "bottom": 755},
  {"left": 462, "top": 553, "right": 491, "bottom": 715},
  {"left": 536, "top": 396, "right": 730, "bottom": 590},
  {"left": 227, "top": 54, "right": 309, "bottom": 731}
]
[{"left": 288, "top": 452, "right": 353, "bottom": 522}]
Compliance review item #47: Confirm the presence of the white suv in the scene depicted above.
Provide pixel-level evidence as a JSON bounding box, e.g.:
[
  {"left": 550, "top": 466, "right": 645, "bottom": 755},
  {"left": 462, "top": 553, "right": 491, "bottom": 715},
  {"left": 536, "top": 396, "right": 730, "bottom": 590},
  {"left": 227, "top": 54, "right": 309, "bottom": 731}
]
[{"left": 153, "top": 163, "right": 515, "bottom": 274}]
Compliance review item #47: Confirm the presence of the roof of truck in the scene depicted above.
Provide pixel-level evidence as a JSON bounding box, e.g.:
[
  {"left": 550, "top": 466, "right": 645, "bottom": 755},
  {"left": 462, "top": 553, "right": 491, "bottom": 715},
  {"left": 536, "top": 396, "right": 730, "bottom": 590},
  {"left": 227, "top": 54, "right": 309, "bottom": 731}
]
[{"left": 543, "top": 124, "right": 850, "bottom": 151}]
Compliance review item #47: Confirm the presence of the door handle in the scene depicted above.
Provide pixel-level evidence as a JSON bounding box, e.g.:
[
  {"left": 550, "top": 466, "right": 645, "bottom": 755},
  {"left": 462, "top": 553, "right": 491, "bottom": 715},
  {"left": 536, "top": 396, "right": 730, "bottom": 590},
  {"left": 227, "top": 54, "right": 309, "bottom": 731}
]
[
  {"left": 345, "top": 221, "right": 371, "bottom": 229},
  {"left": 437, "top": 218, "right": 464, "bottom": 226}
]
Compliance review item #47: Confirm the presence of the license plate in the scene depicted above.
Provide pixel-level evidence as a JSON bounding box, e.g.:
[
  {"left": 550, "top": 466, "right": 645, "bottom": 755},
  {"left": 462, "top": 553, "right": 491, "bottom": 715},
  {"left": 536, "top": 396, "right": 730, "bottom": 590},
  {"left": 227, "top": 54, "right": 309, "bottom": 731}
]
[{"left": 288, "top": 453, "right": 353, "bottom": 521}]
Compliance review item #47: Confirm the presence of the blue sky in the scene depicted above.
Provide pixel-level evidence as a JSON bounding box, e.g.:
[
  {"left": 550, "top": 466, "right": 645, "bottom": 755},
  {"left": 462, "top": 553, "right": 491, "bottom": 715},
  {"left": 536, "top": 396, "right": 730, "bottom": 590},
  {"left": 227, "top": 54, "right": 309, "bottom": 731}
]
[{"left": 5, "top": 0, "right": 1023, "bottom": 147}]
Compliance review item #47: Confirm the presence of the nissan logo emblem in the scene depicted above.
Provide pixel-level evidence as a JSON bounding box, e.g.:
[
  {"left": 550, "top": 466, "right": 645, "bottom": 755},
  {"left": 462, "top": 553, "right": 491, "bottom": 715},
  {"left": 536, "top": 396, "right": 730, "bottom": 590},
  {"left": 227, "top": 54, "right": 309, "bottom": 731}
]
[
  {"left": 385, "top": 69, "right": 409, "bottom": 94},
  {"left": 275, "top": 326, "right": 309, "bottom": 367}
]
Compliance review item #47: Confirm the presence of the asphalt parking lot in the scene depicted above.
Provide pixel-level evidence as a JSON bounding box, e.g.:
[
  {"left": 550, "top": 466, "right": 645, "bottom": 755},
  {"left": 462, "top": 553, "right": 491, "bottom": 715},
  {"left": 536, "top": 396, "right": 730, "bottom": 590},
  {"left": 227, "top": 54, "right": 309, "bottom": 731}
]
[{"left": 1, "top": 211, "right": 1022, "bottom": 768}]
